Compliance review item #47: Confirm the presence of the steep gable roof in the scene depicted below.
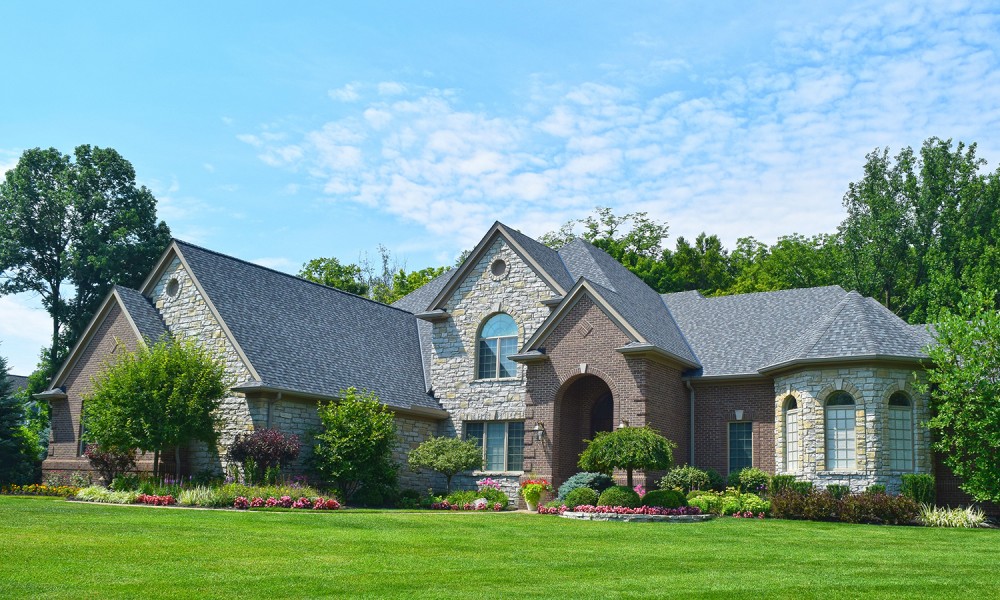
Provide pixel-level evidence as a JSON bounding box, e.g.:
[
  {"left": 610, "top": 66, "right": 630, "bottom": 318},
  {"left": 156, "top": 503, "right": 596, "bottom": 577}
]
[
  {"left": 114, "top": 285, "right": 168, "bottom": 342},
  {"left": 172, "top": 241, "right": 440, "bottom": 413},
  {"left": 426, "top": 222, "right": 572, "bottom": 310},
  {"left": 557, "top": 240, "right": 698, "bottom": 365},
  {"left": 392, "top": 268, "right": 455, "bottom": 393}
]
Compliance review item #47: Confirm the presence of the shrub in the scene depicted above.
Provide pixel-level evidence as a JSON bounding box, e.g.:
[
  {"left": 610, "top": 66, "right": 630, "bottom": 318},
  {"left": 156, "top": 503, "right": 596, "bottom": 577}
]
[
  {"left": 865, "top": 484, "right": 887, "bottom": 495},
  {"left": 826, "top": 484, "right": 850, "bottom": 500},
  {"left": 407, "top": 436, "right": 483, "bottom": 492},
  {"left": 597, "top": 485, "right": 641, "bottom": 508},
  {"left": 919, "top": 504, "right": 987, "bottom": 528},
  {"left": 83, "top": 445, "right": 137, "bottom": 484},
  {"left": 110, "top": 473, "right": 140, "bottom": 492},
  {"left": 564, "top": 486, "right": 598, "bottom": 509},
  {"left": 770, "top": 475, "right": 797, "bottom": 496},
  {"left": 659, "top": 465, "right": 711, "bottom": 494},
  {"left": 520, "top": 479, "right": 551, "bottom": 506},
  {"left": 228, "top": 428, "right": 301, "bottom": 485},
  {"left": 556, "top": 472, "right": 615, "bottom": 500},
  {"left": 705, "top": 468, "right": 726, "bottom": 491},
  {"left": 687, "top": 494, "right": 722, "bottom": 515},
  {"left": 179, "top": 486, "right": 213, "bottom": 507},
  {"left": 395, "top": 489, "right": 422, "bottom": 509},
  {"left": 641, "top": 489, "right": 686, "bottom": 509},
  {"left": 770, "top": 489, "right": 918, "bottom": 525},
  {"left": 446, "top": 489, "right": 478, "bottom": 506},
  {"left": 720, "top": 489, "right": 770, "bottom": 516},
  {"left": 790, "top": 481, "right": 814, "bottom": 495},
  {"left": 901, "top": 474, "right": 935, "bottom": 505},
  {"left": 729, "top": 467, "right": 770, "bottom": 496},
  {"left": 311, "top": 387, "right": 398, "bottom": 503},
  {"left": 74, "top": 486, "right": 138, "bottom": 504},
  {"left": 1, "top": 484, "right": 79, "bottom": 497},
  {"left": 578, "top": 426, "right": 676, "bottom": 488},
  {"left": 475, "top": 486, "right": 509, "bottom": 509}
]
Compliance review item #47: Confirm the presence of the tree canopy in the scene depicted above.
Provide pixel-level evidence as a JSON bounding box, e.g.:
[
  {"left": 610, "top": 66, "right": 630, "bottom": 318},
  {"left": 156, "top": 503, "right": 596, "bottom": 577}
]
[
  {"left": 578, "top": 425, "right": 676, "bottom": 488},
  {"left": 299, "top": 245, "right": 448, "bottom": 305},
  {"left": 0, "top": 352, "right": 38, "bottom": 485},
  {"left": 921, "top": 289, "right": 1000, "bottom": 503},
  {"left": 407, "top": 435, "right": 483, "bottom": 492},
  {"left": 0, "top": 145, "right": 171, "bottom": 369},
  {"left": 83, "top": 337, "right": 228, "bottom": 478}
]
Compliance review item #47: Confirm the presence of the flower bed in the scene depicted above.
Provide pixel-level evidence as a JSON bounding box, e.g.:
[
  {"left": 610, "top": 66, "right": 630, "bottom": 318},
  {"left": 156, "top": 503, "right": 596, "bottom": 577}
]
[
  {"left": 234, "top": 496, "right": 341, "bottom": 510},
  {"left": 429, "top": 498, "right": 505, "bottom": 511},
  {"left": 1, "top": 484, "right": 80, "bottom": 498},
  {"left": 538, "top": 504, "right": 703, "bottom": 516},
  {"left": 136, "top": 494, "right": 176, "bottom": 506}
]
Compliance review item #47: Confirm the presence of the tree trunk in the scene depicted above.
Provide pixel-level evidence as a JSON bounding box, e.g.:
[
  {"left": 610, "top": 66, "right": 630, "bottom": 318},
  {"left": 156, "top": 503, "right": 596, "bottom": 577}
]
[
  {"left": 175, "top": 445, "right": 181, "bottom": 480},
  {"left": 626, "top": 469, "right": 633, "bottom": 488},
  {"left": 153, "top": 449, "right": 159, "bottom": 479}
]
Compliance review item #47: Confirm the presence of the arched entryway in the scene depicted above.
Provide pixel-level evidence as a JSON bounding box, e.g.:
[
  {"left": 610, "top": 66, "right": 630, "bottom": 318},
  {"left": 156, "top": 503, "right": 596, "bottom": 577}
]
[{"left": 553, "top": 374, "right": 614, "bottom": 486}]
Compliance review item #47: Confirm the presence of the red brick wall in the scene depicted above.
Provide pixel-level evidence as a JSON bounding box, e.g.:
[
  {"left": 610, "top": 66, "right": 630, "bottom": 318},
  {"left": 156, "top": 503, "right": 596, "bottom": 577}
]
[
  {"left": 689, "top": 379, "right": 776, "bottom": 477},
  {"left": 523, "top": 294, "right": 688, "bottom": 489},
  {"left": 42, "top": 302, "right": 154, "bottom": 480}
]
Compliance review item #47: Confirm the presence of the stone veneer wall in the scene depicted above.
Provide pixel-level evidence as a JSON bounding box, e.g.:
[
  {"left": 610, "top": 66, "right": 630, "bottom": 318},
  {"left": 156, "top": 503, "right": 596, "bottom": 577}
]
[
  {"left": 152, "top": 256, "right": 255, "bottom": 474},
  {"left": 430, "top": 237, "right": 556, "bottom": 500},
  {"left": 773, "top": 366, "right": 931, "bottom": 493}
]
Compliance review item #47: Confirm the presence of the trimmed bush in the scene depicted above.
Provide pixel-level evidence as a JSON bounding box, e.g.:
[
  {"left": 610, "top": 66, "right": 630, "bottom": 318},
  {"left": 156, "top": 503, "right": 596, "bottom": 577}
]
[
  {"left": 84, "top": 445, "right": 137, "bottom": 484},
  {"left": 826, "top": 484, "right": 850, "bottom": 500},
  {"left": 770, "top": 489, "right": 918, "bottom": 525},
  {"left": 865, "top": 484, "right": 887, "bottom": 495},
  {"left": 228, "top": 428, "right": 301, "bottom": 485},
  {"left": 705, "top": 468, "right": 726, "bottom": 491},
  {"left": 901, "top": 474, "right": 935, "bottom": 505},
  {"left": 556, "top": 472, "right": 615, "bottom": 500},
  {"left": 597, "top": 485, "right": 641, "bottom": 508},
  {"left": 659, "top": 465, "right": 711, "bottom": 494},
  {"left": 790, "top": 481, "right": 814, "bottom": 495},
  {"left": 445, "top": 490, "right": 478, "bottom": 506},
  {"left": 476, "top": 487, "right": 509, "bottom": 509},
  {"left": 729, "top": 467, "right": 771, "bottom": 496},
  {"left": 720, "top": 490, "right": 770, "bottom": 516},
  {"left": 687, "top": 494, "right": 722, "bottom": 515},
  {"left": 564, "top": 486, "right": 599, "bottom": 509},
  {"left": 641, "top": 489, "right": 686, "bottom": 509}
]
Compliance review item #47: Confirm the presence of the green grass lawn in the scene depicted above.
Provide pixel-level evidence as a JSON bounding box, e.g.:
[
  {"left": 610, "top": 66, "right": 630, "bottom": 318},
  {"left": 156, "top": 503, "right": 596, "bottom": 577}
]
[{"left": 1, "top": 496, "right": 996, "bottom": 599}]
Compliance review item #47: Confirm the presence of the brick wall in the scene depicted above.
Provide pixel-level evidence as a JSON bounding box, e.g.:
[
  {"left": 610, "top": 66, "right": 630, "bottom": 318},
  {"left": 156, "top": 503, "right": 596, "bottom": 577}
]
[
  {"left": 524, "top": 294, "right": 688, "bottom": 489},
  {"left": 689, "top": 379, "right": 776, "bottom": 477},
  {"left": 42, "top": 301, "right": 156, "bottom": 480}
]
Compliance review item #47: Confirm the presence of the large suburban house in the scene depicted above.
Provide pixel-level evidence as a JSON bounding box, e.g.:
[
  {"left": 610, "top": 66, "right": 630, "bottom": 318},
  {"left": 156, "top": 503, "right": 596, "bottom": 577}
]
[{"left": 38, "top": 221, "right": 967, "bottom": 504}]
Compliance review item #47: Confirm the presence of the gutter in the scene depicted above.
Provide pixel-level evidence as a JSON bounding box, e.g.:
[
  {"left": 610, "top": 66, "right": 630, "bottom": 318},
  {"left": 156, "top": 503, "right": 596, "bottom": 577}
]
[{"left": 685, "top": 380, "right": 695, "bottom": 466}]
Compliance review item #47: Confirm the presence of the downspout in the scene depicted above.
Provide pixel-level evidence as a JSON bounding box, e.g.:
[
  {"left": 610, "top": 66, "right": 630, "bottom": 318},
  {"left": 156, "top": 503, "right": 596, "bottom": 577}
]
[{"left": 685, "top": 380, "right": 696, "bottom": 466}]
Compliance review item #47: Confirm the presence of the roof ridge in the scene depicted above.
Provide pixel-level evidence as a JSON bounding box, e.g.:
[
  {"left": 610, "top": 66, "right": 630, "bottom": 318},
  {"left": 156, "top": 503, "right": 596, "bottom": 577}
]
[
  {"left": 696, "top": 285, "right": 848, "bottom": 302},
  {"left": 172, "top": 238, "right": 418, "bottom": 316},
  {"left": 786, "top": 290, "right": 853, "bottom": 361}
]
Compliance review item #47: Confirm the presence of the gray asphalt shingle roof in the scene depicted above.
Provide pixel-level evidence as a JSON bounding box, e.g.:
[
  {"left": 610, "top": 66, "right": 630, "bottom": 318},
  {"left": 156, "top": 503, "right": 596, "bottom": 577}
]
[
  {"left": 502, "top": 225, "right": 575, "bottom": 292},
  {"left": 7, "top": 374, "right": 29, "bottom": 394},
  {"left": 558, "top": 239, "right": 699, "bottom": 366},
  {"left": 392, "top": 268, "right": 456, "bottom": 392},
  {"left": 663, "top": 286, "right": 931, "bottom": 377},
  {"left": 115, "top": 285, "right": 168, "bottom": 342},
  {"left": 174, "top": 241, "right": 438, "bottom": 411}
]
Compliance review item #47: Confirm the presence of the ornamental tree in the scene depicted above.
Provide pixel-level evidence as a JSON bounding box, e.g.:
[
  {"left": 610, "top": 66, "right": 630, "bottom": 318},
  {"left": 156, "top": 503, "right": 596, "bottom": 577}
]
[
  {"left": 407, "top": 435, "right": 483, "bottom": 492},
  {"left": 578, "top": 425, "right": 676, "bottom": 488},
  {"left": 83, "top": 338, "right": 228, "bottom": 478},
  {"left": 229, "top": 428, "right": 301, "bottom": 485},
  {"left": 922, "top": 289, "right": 1000, "bottom": 503},
  {"left": 311, "top": 387, "right": 397, "bottom": 503}
]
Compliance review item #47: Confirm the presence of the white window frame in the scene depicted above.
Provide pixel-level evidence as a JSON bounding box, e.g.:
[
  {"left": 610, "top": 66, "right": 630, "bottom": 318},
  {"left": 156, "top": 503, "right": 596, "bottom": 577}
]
[
  {"left": 825, "top": 392, "right": 857, "bottom": 471},
  {"left": 784, "top": 403, "right": 800, "bottom": 472},
  {"left": 464, "top": 421, "right": 525, "bottom": 473}
]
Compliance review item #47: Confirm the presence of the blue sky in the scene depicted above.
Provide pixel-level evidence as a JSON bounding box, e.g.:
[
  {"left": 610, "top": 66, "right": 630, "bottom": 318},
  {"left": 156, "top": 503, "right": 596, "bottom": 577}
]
[{"left": 2, "top": 1, "right": 999, "bottom": 374}]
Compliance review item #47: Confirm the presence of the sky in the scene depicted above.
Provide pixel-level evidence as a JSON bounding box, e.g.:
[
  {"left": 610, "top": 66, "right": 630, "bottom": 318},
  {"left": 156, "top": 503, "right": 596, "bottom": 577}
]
[{"left": 1, "top": 1, "right": 999, "bottom": 374}]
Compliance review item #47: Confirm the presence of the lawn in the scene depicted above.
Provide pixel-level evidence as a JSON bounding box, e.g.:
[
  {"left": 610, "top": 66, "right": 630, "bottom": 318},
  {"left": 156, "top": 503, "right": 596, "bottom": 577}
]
[{"left": 1, "top": 496, "right": 996, "bottom": 599}]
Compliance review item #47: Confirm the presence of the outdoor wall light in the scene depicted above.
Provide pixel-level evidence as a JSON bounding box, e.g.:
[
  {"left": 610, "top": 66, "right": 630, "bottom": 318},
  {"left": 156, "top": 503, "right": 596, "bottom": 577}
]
[
  {"left": 734, "top": 409, "right": 744, "bottom": 421},
  {"left": 534, "top": 422, "right": 545, "bottom": 440},
  {"left": 618, "top": 418, "right": 629, "bottom": 429}
]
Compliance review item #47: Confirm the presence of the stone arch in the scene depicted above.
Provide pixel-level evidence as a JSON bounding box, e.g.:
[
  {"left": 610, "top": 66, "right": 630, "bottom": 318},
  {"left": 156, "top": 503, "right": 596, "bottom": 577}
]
[
  {"left": 815, "top": 381, "right": 863, "bottom": 472},
  {"left": 774, "top": 390, "right": 806, "bottom": 474},
  {"left": 879, "top": 380, "right": 920, "bottom": 473},
  {"left": 816, "top": 378, "right": 863, "bottom": 405},
  {"left": 470, "top": 307, "right": 530, "bottom": 380}
]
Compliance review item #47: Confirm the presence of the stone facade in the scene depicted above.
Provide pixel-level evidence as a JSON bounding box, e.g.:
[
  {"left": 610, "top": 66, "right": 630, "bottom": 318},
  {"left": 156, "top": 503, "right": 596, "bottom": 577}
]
[
  {"left": 152, "top": 257, "right": 255, "bottom": 473},
  {"left": 773, "top": 366, "right": 931, "bottom": 493},
  {"left": 430, "top": 237, "right": 556, "bottom": 498}
]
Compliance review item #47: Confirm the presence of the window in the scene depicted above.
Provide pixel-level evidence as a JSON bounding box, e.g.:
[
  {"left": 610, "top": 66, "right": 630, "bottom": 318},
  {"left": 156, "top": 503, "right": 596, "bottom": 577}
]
[
  {"left": 888, "top": 392, "right": 914, "bottom": 471},
  {"left": 783, "top": 396, "right": 799, "bottom": 472},
  {"left": 825, "top": 391, "right": 856, "bottom": 470},
  {"left": 465, "top": 421, "right": 524, "bottom": 472},
  {"left": 728, "top": 422, "right": 753, "bottom": 474},
  {"left": 477, "top": 313, "right": 518, "bottom": 379},
  {"left": 77, "top": 411, "right": 88, "bottom": 457}
]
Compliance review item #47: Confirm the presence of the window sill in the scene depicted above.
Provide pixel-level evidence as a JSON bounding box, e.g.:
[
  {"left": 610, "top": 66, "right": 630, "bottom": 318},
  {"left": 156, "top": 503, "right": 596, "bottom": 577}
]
[
  {"left": 819, "top": 470, "right": 862, "bottom": 475},
  {"left": 471, "top": 377, "right": 520, "bottom": 384},
  {"left": 472, "top": 470, "right": 524, "bottom": 477}
]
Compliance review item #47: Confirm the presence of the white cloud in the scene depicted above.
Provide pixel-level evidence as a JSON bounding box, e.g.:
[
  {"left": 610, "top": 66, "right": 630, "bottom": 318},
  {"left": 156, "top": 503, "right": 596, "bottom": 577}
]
[
  {"left": 328, "top": 82, "right": 361, "bottom": 102},
  {"left": 238, "top": 1, "right": 1000, "bottom": 251}
]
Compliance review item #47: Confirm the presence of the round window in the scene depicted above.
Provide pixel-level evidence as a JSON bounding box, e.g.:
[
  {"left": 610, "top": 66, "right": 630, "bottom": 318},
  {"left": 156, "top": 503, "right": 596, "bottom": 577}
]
[
  {"left": 490, "top": 259, "right": 507, "bottom": 278},
  {"left": 165, "top": 278, "right": 180, "bottom": 297}
]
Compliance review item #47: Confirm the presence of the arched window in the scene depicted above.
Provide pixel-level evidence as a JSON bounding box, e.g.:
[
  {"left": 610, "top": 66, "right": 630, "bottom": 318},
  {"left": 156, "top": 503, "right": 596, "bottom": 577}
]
[
  {"left": 825, "top": 391, "right": 856, "bottom": 471},
  {"left": 888, "top": 392, "right": 914, "bottom": 471},
  {"left": 783, "top": 396, "right": 799, "bottom": 472},
  {"left": 477, "top": 313, "right": 518, "bottom": 379}
]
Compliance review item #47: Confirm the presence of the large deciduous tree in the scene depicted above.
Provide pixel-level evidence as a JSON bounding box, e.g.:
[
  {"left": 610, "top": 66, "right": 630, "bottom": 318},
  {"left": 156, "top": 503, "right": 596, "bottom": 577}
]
[
  {"left": 299, "top": 247, "right": 448, "bottom": 305},
  {"left": 83, "top": 338, "right": 228, "bottom": 478},
  {"left": 921, "top": 290, "right": 1000, "bottom": 503},
  {"left": 0, "top": 145, "right": 171, "bottom": 368}
]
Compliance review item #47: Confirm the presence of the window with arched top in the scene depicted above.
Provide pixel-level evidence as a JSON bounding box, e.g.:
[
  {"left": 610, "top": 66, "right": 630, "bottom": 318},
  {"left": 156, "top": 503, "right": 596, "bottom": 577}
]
[
  {"left": 783, "top": 396, "right": 799, "bottom": 472},
  {"left": 477, "top": 313, "right": 518, "bottom": 379},
  {"left": 888, "top": 392, "right": 914, "bottom": 471},
  {"left": 825, "top": 391, "right": 856, "bottom": 471}
]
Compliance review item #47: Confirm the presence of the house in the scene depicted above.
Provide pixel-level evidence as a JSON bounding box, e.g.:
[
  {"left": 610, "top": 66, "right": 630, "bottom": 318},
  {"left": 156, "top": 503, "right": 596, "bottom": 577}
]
[{"left": 38, "top": 221, "right": 966, "bottom": 504}]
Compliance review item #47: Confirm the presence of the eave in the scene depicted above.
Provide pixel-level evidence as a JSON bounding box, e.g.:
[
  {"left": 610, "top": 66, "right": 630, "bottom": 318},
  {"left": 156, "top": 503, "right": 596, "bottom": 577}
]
[{"left": 230, "top": 381, "right": 449, "bottom": 420}]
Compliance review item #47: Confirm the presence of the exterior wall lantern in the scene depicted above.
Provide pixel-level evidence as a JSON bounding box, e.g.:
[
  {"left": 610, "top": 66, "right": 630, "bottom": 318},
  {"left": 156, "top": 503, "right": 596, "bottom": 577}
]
[
  {"left": 618, "top": 418, "right": 629, "bottom": 430},
  {"left": 534, "top": 422, "right": 545, "bottom": 440},
  {"left": 734, "top": 409, "right": 744, "bottom": 421}
]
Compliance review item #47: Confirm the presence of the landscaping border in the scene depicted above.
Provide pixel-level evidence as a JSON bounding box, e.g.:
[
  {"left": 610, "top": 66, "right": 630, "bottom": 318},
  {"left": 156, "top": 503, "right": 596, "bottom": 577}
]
[{"left": 561, "top": 511, "right": 715, "bottom": 523}]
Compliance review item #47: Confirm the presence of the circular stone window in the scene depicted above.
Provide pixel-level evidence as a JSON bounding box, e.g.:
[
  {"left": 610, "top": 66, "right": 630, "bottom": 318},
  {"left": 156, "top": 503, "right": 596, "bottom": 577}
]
[
  {"left": 490, "top": 259, "right": 508, "bottom": 279},
  {"left": 165, "top": 278, "right": 180, "bottom": 297}
]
